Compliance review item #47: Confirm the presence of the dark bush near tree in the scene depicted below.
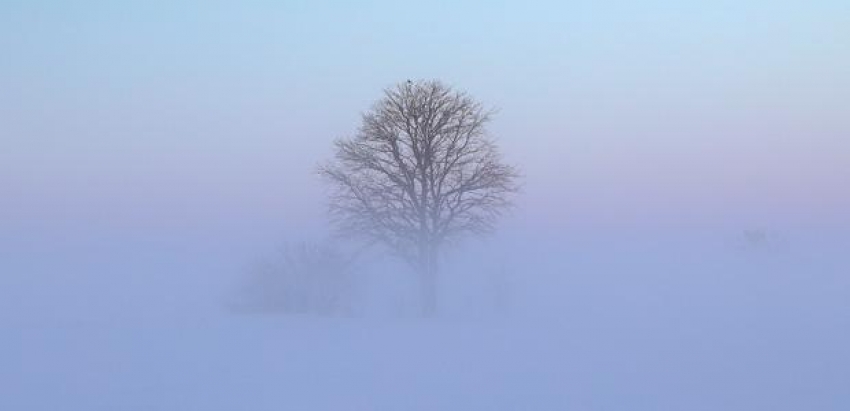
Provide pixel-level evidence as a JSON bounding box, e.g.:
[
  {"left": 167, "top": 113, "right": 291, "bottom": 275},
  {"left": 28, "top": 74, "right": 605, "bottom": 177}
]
[{"left": 230, "top": 242, "right": 356, "bottom": 316}]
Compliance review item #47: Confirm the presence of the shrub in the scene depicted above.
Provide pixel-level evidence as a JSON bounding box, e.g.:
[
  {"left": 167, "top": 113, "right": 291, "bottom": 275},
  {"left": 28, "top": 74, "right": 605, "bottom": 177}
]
[{"left": 231, "top": 242, "right": 356, "bottom": 316}]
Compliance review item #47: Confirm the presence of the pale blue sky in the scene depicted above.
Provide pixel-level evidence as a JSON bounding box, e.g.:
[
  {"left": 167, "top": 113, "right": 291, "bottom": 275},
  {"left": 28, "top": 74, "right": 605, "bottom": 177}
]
[{"left": 2, "top": 0, "right": 848, "bottom": 236}]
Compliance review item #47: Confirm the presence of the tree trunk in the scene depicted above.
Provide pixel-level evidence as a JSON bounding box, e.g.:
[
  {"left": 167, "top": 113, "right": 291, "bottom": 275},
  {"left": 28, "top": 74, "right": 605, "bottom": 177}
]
[{"left": 418, "top": 243, "right": 438, "bottom": 317}]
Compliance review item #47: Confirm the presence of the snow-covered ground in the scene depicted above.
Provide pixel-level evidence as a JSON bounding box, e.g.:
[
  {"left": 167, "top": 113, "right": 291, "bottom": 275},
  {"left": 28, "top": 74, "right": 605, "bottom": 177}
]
[
  {"left": 4, "top": 311, "right": 849, "bottom": 411},
  {"left": 2, "top": 229, "right": 848, "bottom": 410}
]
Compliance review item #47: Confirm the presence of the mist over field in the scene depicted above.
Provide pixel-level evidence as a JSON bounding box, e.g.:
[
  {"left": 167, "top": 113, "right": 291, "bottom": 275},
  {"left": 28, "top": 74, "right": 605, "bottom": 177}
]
[
  {"left": 2, "top": 1, "right": 848, "bottom": 410},
  {"left": 3, "top": 225, "right": 848, "bottom": 410}
]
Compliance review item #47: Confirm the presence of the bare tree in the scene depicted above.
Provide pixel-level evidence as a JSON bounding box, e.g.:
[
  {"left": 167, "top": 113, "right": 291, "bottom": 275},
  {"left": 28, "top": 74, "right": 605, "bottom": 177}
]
[{"left": 319, "top": 80, "right": 520, "bottom": 316}]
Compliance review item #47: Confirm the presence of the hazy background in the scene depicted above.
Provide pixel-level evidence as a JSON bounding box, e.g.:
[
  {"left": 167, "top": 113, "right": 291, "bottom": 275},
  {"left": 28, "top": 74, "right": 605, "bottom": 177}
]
[{"left": 2, "top": 1, "right": 848, "bottom": 410}]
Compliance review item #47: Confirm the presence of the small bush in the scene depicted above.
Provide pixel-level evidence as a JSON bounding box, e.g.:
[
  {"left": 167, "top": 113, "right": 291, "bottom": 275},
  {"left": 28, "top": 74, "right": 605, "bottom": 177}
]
[{"left": 231, "top": 242, "right": 356, "bottom": 316}]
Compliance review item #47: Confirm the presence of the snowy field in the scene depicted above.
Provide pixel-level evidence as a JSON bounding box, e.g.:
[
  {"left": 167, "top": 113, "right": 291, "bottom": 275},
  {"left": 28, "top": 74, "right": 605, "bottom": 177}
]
[
  {"left": 2, "top": 230, "right": 849, "bottom": 411},
  {"left": 4, "top": 311, "right": 849, "bottom": 411}
]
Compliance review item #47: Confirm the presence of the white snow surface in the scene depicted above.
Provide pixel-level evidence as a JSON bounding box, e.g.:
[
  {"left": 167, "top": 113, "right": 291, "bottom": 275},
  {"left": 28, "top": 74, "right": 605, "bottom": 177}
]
[{"left": 2, "top": 229, "right": 849, "bottom": 410}]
